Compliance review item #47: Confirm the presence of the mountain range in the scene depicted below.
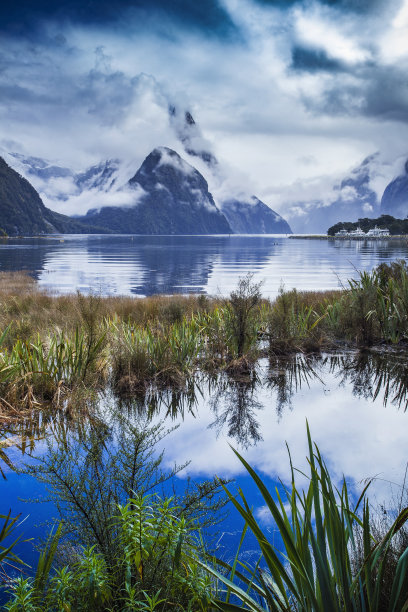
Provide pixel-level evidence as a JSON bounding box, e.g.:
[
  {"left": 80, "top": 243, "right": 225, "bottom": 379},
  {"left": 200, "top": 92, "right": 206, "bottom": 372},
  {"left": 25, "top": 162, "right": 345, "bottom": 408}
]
[
  {"left": 1, "top": 103, "right": 407, "bottom": 235},
  {"left": 1, "top": 122, "right": 292, "bottom": 235},
  {"left": 80, "top": 147, "right": 232, "bottom": 234},
  {"left": 286, "top": 154, "right": 408, "bottom": 233}
]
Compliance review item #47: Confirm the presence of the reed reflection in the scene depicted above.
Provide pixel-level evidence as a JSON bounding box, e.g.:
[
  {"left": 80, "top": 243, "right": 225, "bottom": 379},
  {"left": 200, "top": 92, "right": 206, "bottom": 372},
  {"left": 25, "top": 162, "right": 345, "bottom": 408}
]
[
  {"left": 2, "top": 350, "right": 408, "bottom": 476},
  {"left": 208, "top": 370, "right": 263, "bottom": 448},
  {"left": 0, "top": 394, "right": 106, "bottom": 476},
  {"left": 114, "top": 377, "right": 201, "bottom": 421},
  {"left": 267, "top": 354, "right": 323, "bottom": 415},
  {"left": 328, "top": 352, "right": 408, "bottom": 411}
]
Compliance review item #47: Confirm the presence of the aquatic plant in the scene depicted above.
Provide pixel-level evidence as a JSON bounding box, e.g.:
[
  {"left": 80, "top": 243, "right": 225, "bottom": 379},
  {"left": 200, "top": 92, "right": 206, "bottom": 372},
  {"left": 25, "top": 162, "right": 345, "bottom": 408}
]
[
  {"left": 2, "top": 264, "right": 408, "bottom": 422},
  {"left": 110, "top": 316, "right": 202, "bottom": 393},
  {"left": 224, "top": 273, "right": 263, "bottom": 361},
  {"left": 0, "top": 328, "right": 107, "bottom": 406},
  {"left": 268, "top": 288, "right": 326, "bottom": 353},
  {"left": 196, "top": 308, "right": 229, "bottom": 367}
]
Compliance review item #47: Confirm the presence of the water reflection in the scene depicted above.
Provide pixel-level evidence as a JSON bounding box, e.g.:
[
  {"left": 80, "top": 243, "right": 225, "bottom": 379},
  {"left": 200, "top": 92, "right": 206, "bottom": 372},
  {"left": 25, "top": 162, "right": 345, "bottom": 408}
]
[
  {"left": 262, "top": 351, "right": 408, "bottom": 417},
  {"left": 0, "top": 237, "right": 60, "bottom": 280},
  {"left": 2, "top": 346, "right": 408, "bottom": 532},
  {"left": 328, "top": 352, "right": 408, "bottom": 410},
  {"left": 115, "top": 378, "right": 201, "bottom": 421},
  {"left": 208, "top": 370, "right": 263, "bottom": 448},
  {"left": 1, "top": 235, "right": 408, "bottom": 297},
  {"left": 2, "top": 350, "right": 408, "bottom": 473},
  {"left": 0, "top": 410, "right": 53, "bottom": 477},
  {"left": 267, "top": 354, "right": 323, "bottom": 416},
  {"left": 0, "top": 397, "right": 106, "bottom": 477}
]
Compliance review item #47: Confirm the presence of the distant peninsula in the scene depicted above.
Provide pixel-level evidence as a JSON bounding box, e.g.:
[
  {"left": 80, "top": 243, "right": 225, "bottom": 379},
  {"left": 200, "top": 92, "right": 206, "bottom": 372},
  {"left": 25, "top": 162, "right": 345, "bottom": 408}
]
[{"left": 327, "top": 215, "right": 408, "bottom": 236}]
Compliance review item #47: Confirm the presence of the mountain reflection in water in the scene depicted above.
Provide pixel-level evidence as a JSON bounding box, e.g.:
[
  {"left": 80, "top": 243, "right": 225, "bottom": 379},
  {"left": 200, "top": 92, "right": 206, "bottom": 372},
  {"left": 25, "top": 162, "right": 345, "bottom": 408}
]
[{"left": 1, "top": 235, "right": 408, "bottom": 297}]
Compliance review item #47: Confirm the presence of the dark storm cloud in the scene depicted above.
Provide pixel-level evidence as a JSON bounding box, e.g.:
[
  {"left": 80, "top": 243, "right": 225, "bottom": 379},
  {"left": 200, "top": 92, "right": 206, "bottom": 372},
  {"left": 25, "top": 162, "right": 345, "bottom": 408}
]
[
  {"left": 0, "top": 44, "right": 162, "bottom": 127},
  {"left": 0, "top": 0, "right": 237, "bottom": 38},
  {"left": 291, "top": 46, "right": 345, "bottom": 72},
  {"left": 319, "top": 0, "right": 383, "bottom": 12},
  {"left": 255, "top": 0, "right": 382, "bottom": 12},
  {"left": 363, "top": 69, "right": 408, "bottom": 121},
  {"left": 299, "top": 63, "right": 408, "bottom": 123}
]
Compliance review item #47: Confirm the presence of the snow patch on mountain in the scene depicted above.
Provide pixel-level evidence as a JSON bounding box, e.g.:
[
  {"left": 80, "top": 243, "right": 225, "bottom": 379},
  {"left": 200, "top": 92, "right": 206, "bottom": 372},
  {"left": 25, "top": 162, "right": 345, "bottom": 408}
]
[{"left": 155, "top": 146, "right": 197, "bottom": 176}]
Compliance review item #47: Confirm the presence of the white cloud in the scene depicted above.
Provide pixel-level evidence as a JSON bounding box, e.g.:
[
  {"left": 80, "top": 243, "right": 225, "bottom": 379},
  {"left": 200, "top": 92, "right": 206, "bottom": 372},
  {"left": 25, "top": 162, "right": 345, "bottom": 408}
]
[
  {"left": 294, "top": 5, "right": 371, "bottom": 65},
  {"left": 340, "top": 185, "right": 358, "bottom": 202},
  {"left": 42, "top": 185, "right": 145, "bottom": 217},
  {"left": 157, "top": 147, "right": 195, "bottom": 176},
  {"left": 380, "top": 0, "right": 408, "bottom": 62}
]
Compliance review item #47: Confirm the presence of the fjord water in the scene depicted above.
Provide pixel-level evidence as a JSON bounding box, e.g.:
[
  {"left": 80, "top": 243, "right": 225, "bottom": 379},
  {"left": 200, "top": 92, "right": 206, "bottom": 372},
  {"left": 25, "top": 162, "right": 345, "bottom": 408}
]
[
  {"left": 2, "top": 352, "right": 408, "bottom": 568},
  {"left": 1, "top": 234, "right": 408, "bottom": 296}
]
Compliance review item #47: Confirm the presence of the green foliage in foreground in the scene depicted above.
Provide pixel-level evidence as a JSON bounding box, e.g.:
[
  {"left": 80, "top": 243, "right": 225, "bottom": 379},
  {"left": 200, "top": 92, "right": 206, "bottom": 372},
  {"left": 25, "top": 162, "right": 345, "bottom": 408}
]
[
  {"left": 4, "top": 497, "right": 212, "bottom": 611},
  {"left": 3, "top": 414, "right": 226, "bottom": 611},
  {"left": 0, "top": 512, "right": 26, "bottom": 579},
  {"left": 206, "top": 424, "right": 408, "bottom": 611}
]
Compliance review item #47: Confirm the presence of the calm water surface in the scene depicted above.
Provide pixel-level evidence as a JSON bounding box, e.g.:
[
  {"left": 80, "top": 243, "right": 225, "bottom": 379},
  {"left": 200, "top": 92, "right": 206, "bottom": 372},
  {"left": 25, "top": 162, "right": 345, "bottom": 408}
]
[{"left": 0, "top": 234, "right": 407, "bottom": 297}]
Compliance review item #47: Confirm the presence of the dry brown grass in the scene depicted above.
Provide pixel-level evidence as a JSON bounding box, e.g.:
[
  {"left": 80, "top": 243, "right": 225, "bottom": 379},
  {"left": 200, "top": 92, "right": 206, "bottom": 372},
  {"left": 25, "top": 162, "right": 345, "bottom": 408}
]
[
  {"left": 0, "top": 273, "right": 221, "bottom": 344},
  {"left": 0, "top": 271, "right": 37, "bottom": 296},
  {"left": 0, "top": 273, "right": 342, "bottom": 338},
  {"left": 269, "top": 288, "right": 344, "bottom": 310}
]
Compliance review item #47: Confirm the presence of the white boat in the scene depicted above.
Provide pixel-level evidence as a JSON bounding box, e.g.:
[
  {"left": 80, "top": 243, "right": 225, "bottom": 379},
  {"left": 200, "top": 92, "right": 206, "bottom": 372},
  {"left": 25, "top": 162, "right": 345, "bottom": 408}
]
[
  {"left": 366, "top": 226, "right": 390, "bottom": 237},
  {"left": 348, "top": 227, "right": 366, "bottom": 237},
  {"left": 335, "top": 229, "right": 350, "bottom": 237}
]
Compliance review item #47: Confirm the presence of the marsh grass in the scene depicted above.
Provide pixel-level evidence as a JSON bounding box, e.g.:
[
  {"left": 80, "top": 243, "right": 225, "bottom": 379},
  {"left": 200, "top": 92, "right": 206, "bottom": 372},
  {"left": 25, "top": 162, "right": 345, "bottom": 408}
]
[
  {"left": 1, "top": 264, "right": 408, "bottom": 420},
  {"left": 268, "top": 287, "right": 337, "bottom": 354},
  {"left": 110, "top": 317, "right": 203, "bottom": 394},
  {"left": 0, "top": 327, "right": 108, "bottom": 409}
]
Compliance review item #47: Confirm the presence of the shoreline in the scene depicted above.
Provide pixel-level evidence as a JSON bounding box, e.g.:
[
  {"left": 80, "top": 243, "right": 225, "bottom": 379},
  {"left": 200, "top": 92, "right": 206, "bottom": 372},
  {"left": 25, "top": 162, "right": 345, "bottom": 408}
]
[{"left": 289, "top": 234, "right": 408, "bottom": 240}]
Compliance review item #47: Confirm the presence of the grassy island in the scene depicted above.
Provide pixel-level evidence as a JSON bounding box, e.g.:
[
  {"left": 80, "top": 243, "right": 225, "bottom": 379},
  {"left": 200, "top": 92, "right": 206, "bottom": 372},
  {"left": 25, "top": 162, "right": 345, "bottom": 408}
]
[{"left": 1, "top": 261, "right": 408, "bottom": 421}]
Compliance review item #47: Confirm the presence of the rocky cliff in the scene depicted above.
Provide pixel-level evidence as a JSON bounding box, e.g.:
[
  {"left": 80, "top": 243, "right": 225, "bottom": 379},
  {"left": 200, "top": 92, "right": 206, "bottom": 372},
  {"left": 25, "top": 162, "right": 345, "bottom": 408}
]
[{"left": 80, "top": 147, "right": 232, "bottom": 234}]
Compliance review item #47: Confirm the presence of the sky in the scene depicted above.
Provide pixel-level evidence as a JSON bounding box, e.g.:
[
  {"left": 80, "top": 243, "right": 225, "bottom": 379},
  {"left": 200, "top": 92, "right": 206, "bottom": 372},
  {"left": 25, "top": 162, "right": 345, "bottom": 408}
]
[{"left": 1, "top": 0, "right": 408, "bottom": 221}]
